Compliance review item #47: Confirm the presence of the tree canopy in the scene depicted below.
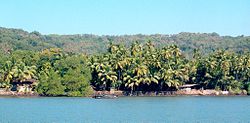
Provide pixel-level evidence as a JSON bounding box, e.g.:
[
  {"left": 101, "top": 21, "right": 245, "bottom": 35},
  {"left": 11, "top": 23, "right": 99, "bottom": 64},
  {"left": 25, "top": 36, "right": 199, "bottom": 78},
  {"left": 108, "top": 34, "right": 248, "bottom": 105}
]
[
  {"left": 0, "top": 27, "right": 250, "bottom": 96},
  {"left": 1, "top": 27, "right": 250, "bottom": 56}
]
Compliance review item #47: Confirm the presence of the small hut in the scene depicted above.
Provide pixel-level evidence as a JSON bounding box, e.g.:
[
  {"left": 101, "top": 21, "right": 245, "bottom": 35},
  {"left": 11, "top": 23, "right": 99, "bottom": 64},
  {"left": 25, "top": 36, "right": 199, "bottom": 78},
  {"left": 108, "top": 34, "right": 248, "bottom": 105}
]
[
  {"left": 12, "top": 79, "right": 37, "bottom": 92},
  {"left": 179, "top": 84, "right": 200, "bottom": 91}
]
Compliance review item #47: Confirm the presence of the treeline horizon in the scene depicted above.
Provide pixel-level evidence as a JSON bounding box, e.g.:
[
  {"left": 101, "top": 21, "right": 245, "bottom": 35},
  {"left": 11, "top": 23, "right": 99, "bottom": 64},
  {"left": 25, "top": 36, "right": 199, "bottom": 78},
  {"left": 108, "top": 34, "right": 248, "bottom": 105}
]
[
  {"left": 2, "top": 27, "right": 248, "bottom": 37},
  {"left": 1, "top": 27, "right": 250, "bottom": 56}
]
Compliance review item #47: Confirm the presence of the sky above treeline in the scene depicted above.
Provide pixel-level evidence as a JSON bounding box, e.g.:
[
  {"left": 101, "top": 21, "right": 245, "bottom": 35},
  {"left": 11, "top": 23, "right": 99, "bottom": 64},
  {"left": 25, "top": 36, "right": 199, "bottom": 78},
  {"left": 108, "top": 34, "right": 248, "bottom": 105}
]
[{"left": 1, "top": 0, "right": 249, "bottom": 36}]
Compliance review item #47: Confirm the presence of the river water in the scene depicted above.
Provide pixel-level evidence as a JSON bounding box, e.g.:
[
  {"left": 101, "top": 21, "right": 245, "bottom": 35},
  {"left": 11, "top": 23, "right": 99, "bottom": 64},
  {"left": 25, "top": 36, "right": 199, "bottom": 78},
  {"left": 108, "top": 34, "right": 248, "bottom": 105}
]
[{"left": 0, "top": 96, "right": 250, "bottom": 123}]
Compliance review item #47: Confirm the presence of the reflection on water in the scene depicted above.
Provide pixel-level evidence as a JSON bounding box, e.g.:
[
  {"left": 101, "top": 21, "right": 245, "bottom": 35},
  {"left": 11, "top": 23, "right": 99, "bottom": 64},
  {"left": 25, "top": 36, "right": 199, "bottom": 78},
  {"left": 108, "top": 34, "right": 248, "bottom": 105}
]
[{"left": 0, "top": 96, "right": 250, "bottom": 123}]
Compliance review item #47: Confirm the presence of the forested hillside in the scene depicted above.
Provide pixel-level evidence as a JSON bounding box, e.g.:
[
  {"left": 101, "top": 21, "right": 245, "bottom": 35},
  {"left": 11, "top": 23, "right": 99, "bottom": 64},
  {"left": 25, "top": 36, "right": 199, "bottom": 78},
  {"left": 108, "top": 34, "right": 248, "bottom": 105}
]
[
  {"left": 1, "top": 27, "right": 250, "bottom": 56},
  {"left": 1, "top": 42, "right": 250, "bottom": 96},
  {"left": 1, "top": 27, "right": 250, "bottom": 96}
]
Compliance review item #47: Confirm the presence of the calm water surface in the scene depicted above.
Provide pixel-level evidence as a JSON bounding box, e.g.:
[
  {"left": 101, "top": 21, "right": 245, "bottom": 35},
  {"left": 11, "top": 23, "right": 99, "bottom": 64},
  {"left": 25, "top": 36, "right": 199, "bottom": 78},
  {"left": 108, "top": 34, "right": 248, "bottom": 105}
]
[{"left": 0, "top": 96, "right": 250, "bottom": 123}]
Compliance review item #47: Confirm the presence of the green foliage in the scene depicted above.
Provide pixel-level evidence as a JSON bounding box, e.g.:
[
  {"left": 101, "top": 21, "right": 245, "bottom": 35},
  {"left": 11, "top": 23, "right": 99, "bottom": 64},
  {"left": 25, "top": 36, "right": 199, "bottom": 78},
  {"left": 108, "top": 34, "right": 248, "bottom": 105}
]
[
  {"left": 89, "top": 41, "right": 250, "bottom": 93},
  {"left": 0, "top": 48, "right": 91, "bottom": 96},
  {"left": 1, "top": 27, "right": 250, "bottom": 96},
  {"left": 62, "top": 68, "right": 92, "bottom": 97},
  {"left": 11, "top": 50, "right": 40, "bottom": 66},
  {"left": 247, "top": 83, "right": 250, "bottom": 95},
  {"left": 36, "top": 70, "right": 65, "bottom": 96},
  {"left": 1, "top": 27, "right": 250, "bottom": 55},
  {"left": 35, "top": 51, "right": 93, "bottom": 96}
]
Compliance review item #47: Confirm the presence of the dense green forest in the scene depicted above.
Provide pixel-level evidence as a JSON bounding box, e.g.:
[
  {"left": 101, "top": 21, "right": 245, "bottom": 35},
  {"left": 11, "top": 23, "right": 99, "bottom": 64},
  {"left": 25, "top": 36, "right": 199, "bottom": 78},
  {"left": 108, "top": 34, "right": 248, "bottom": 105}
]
[
  {"left": 0, "top": 42, "right": 250, "bottom": 96},
  {"left": 89, "top": 42, "right": 250, "bottom": 94},
  {"left": 0, "top": 27, "right": 250, "bottom": 96},
  {"left": 1, "top": 27, "right": 250, "bottom": 56},
  {"left": 0, "top": 48, "right": 93, "bottom": 96}
]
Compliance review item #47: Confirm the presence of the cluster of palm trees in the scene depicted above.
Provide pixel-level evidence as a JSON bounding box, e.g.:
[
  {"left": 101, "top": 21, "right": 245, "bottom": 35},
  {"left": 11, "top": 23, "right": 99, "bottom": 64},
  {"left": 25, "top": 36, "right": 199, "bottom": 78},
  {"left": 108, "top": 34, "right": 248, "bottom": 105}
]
[
  {"left": 89, "top": 41, "right": 250, "bottom": 93},
  {"left": 0, "top": 49, "right": 64, "bottom": 90},
  {"left": 0, "top": 48, "right": 93, "bottom": 96},
  {"left": 0, "top": 60, "right": 37, "bottom": 89},
  {"left": 0, "top": 41, "right": 250, "bottom": 96},
  {"left": 194, "top": 50, "right": 250, "bottom": 92}
]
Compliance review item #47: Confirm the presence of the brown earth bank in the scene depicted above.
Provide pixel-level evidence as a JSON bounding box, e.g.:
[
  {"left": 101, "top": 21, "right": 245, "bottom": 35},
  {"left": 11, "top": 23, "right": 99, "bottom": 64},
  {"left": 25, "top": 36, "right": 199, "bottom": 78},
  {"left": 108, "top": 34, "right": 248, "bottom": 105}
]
[
  {"left": 0, "top": 89, "right": 248, "bottom": 97},
  {"left": 0, "top": 89, "right": 39, "bottom": 97},
  {"left": 0, "top": 90, "right": 39, "bottom": 97},
  {"left": 94, "top": 89, "right": 248, "bottom": 97}
]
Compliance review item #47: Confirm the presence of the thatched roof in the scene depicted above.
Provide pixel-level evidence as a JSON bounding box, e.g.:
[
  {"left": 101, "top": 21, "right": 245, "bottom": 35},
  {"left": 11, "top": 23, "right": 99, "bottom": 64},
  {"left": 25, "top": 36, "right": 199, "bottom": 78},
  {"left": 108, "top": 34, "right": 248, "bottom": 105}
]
[{"left": 179, "top": 84, "right": 199, "bottom": 88}]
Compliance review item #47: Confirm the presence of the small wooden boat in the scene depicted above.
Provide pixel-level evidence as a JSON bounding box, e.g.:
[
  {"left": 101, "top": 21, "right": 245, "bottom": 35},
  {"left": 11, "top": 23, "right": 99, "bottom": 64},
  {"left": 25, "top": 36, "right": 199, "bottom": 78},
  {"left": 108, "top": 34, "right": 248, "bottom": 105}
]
[{"left": 93, "top": 94, "right": 118, "bottom": 99}]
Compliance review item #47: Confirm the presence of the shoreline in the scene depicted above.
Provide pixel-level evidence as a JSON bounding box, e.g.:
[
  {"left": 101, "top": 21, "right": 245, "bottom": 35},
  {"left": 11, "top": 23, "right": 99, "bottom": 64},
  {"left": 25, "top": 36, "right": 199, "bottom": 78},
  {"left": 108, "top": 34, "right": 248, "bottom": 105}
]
[
  {"left": 0, "top": 95, "right": 248, "bottom": 98},
  {"left": 0, "top": 89, "right": 248, "bottom": 98}
]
